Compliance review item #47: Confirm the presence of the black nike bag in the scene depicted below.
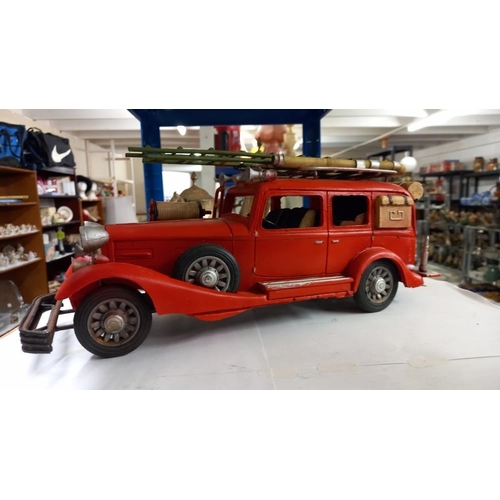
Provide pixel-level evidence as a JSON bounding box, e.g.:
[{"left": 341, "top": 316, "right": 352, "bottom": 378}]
[{"left": 24, "top": 128, "right": 76, "bottom": 169}]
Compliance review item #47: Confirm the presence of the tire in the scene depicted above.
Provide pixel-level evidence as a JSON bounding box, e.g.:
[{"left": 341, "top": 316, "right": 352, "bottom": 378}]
[
  {"left": 74, "top": 285, "right": 152, "bottom": 358},
  {"left": 353, "top": 261, "right": 399, "bottom": 313},
  {"left": 173, "top": 244, "right": 240, "bottom": 293}
]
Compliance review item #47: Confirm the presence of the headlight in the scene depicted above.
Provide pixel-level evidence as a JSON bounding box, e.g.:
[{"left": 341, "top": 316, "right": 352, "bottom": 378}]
[{"left": 79, "top": 222, "right": 109, "bottom": 253}]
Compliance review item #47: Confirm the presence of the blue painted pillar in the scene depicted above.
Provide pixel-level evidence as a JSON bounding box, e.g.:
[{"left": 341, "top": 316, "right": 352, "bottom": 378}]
[
  {"left": 302, "top": 120, "right": 321, "bottom": 208},
  {"left": 140, "top": 119, "right": 164, "bottom": 217},
  {"left": 302, "top": 120, "right": 321, "bottom": 158}
]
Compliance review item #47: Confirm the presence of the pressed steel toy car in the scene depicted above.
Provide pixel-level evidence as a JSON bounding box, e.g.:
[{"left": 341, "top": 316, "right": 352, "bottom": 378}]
[{"left": 20, "top": 148, "right": 436, "bottom": 357}]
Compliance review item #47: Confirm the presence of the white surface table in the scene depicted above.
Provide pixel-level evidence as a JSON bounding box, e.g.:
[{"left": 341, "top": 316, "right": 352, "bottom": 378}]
[{"left": 1, "top": 279, "right": 499, "bottom": 389}]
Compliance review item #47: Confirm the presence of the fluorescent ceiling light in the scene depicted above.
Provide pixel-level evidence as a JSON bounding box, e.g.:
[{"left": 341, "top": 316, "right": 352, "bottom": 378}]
[
  {"left": 411, "top": 109, "right": 428, "bottom": 118},
  {"left": 407, "top": 110, "right": 475, "bottom": 132},
  {"left": 177, "top": 126, "right": 186, "bottom": 136},
  {"left": 160, "top": 126, "right": 201, "bottom": 130}
]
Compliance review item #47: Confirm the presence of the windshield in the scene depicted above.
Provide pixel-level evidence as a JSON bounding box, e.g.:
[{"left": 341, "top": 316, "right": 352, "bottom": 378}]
[{"left": 223, "top": 194, "right": 254, "bottom": 216}]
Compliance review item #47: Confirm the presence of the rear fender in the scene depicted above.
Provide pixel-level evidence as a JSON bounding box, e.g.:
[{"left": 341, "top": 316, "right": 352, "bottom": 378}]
[
  {"left": 55, "top": 262, "right": 266, "bottom": 316},
  {"left": 345, "top": 247, "right": 424, "bottom": 292}
]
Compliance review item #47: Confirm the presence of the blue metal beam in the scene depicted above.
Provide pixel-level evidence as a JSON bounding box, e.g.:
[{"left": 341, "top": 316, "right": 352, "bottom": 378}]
[
  {"left": 129, "top": 109, "right": 330, "bottom": 127},
  {"left": 140, "top": 120, "right": 163, "bottom": 216},
  {"left": 129, "top": 110, "right": 331, "bottom": 217},
  {"left": 302, "top": 120, "right": 321, "bottom": 158}
]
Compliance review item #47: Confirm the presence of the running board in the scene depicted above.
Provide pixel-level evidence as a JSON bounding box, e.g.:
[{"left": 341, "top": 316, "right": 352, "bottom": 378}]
[{"left": 258, "top": 275, "right": 353, "bottom": 300}]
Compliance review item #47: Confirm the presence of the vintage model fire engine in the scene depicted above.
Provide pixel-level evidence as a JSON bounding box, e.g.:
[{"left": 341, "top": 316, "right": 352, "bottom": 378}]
[{"left": 20, "top": 147, "right": 436, "bottom": 358}]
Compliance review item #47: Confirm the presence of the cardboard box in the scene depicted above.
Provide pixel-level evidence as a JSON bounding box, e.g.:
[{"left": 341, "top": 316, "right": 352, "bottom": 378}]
[{"left": 62, "top": 181, "right": 76, "bottom": 196}]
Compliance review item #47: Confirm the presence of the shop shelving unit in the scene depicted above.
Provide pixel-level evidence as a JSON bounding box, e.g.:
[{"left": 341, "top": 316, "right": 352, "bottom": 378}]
[
  {"left": 39, "top": 170, "right": 107, "bottom": 286},
  {"left": 37, "top": 166, "right": 82, "bottom": 282},
  {"left": 0, "top": 165, "right": 48, "bottom": 303},
  {"left": 419, "top": 169, "right": 500, "bottom": 206},
  {"left": 462, "top": 225, "right": 500, "bottom": 284}
]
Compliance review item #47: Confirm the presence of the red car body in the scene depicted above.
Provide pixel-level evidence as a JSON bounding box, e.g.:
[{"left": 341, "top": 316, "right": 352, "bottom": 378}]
[
  {"left": 57, "top": 178, "right": 423, "bottom": 318},
  {"left": 21, "top": 174, "right": 432, "bottom": 357}
]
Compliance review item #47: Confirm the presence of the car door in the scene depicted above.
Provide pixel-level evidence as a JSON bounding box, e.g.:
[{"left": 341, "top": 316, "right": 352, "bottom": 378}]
[
  {"left": 327, "top": 192, "right": 373, "bottom": 274},
  {"left": 254, "top": 191, "right": 328, "bottom": 279}
]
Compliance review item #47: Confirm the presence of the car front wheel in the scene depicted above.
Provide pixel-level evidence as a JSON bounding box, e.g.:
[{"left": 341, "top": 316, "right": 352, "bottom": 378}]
[
  {"left": 74, "top": 286, "right": 152, "bottom": 358},
  {"left": 353, "top": 261, "right": 398, "bottom": 313}
]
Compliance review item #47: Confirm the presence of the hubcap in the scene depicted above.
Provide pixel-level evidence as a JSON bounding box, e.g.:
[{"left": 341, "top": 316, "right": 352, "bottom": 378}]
[
  {"left": 365, "top": 266, "right": 393, "bottom": 304},
  {"left": 87, "top": 298, "right": 140, "bottom": 346},
  {"left": 185, "top": 256, "right": 231, "bottom": 292},
  {"left": 104, "top": 315, "right": 125, "bottom": 333},
  {"left": 199, "top": 268, "right": 219, "bottom": 287},
  {"left": 372, "top": 276, "right": 387, "bottom": 294}
]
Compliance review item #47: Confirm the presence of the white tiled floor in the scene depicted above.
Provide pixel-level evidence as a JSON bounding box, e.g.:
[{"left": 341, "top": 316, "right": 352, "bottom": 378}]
[{"left": 1, "top": 279, "right": 499, "bottom": 389}]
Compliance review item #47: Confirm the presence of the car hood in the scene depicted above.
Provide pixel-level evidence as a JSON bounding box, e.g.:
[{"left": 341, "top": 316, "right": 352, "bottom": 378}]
[{"left": 105, "top": 217, "right": 233, "bottom": 241}]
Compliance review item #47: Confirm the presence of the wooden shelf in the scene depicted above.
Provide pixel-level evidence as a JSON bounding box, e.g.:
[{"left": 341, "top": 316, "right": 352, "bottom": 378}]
[
  {"left": 46, "top": 252, "right": 75, "bottom": 263},
  {"left": 42, "top": 220, "right": 80, "bottom": 230},
  {"left": 0, "top": 202, "right": 37, "bottom": 207},
  {"left": 39, "top": 194, "right": 78, "bottom": 200},
  {"left": 0, "top": 257, "right": 42, "bottom": 275},
  {"left": 420, "top": 170, "right": 500, "bottom": 179},
  {"left": 0, "top": 166, "right": 48, "bottom": 303},
  {"left": 36, "top": 166, "right": 76, "bottom": 176},
  {"left": 0, "top": 230, "right": 40, "bottom": 241},
  {"left": 0, "top": 165, "right": 34, "bottom": 177},
  {"left": 79, "top": 199, "right": 104, "bottom": 224}
]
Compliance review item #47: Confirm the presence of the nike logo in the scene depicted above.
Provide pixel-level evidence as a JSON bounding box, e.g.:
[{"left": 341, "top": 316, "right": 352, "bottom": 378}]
[{"left": 52, "top": 145, "right": 72, "bottom": 163}]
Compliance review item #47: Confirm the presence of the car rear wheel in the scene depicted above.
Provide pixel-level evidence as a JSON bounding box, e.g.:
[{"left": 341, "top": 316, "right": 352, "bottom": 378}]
[
  {"left": 74, "top": 286, "right": 152, "bottom": 358},
  {"left": 173, "top": 244, "right": 240, "bottom": 293},
  {"left": 354, "top": 261, "right": 398, "bottom": 313}
]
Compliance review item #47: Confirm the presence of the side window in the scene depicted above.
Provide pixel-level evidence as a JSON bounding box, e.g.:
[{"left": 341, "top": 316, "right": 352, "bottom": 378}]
[
  {"left": 332, "top": 195, "right": 368, "bottom": 226},
  {"left": 262, "top": 195, "right": 322, "bottom": 230}
]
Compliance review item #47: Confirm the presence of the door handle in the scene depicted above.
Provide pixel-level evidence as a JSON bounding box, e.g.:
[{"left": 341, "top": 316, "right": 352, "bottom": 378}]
[
  {"left": 331, "top": 239, "right": 340, "bottom": 244},
  {"left": 315, "top": 240, "right": 324, "bottom": 245}
]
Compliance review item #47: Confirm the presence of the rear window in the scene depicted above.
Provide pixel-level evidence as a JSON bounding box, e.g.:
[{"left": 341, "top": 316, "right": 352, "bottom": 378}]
[{"left": 332, "top": 195, "right": 368, "bottom": 226}]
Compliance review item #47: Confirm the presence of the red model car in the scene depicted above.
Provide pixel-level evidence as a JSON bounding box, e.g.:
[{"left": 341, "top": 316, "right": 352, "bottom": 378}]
[{"left": 20, "top": 157, "right": 434, "bottom": 358}]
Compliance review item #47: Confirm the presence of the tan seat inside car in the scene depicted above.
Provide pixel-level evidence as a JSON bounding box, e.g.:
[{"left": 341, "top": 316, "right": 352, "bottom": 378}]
[{"left": 299, "top": 209, "right": 316, "bottom": 228}]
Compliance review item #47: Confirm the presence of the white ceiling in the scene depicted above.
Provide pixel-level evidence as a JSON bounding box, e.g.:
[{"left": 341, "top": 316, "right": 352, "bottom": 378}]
[{"left": 14, "top": 109, "right": 500, "bottom": 158}]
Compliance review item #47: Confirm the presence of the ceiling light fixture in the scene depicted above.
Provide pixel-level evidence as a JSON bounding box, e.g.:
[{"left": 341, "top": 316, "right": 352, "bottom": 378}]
[
  {"left": 407, "top": 110, "right": 475, "bottom": 132},
  {"left": 177, "top": 126, "right": 186, "bottom": 136}
]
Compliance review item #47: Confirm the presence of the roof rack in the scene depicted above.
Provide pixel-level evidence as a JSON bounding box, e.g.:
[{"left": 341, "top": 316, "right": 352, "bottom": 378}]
[
  {"left": 126, "top": 146, "right": 416, "bottom": 179},
  {"left": 273, "top": 166, "right": 399, "bottom": 180}
]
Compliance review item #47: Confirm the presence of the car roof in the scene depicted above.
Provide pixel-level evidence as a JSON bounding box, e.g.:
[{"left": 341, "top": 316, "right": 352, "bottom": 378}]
[{"left": 229, "top": 178, "right": 409, "bottom": 195}]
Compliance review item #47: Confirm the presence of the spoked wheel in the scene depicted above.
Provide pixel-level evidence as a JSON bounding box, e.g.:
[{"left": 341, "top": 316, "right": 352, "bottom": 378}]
[
  {"left": 185, "top": 256, "right": 232, "bottom": 291},
  {"left": 354, "top": 261, "right": 399, "bottom": 313},
  {"left": 74, "top": 286, "right": 152, "bottom": 357},
  {"left": 173, "top": 244, "right": 240, "bottom": 292}
]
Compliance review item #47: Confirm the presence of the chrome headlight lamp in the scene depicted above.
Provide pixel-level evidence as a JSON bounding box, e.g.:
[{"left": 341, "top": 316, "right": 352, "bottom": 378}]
[{"left": 79, "top": 222, "right": 109, "bottom": 253}]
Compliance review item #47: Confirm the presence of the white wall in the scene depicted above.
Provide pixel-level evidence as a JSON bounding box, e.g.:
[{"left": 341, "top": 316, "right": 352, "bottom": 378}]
[
  {"left": 414, "top": 128, "right": 500, "bottom": 168},
  {"left": 86, "top": 142, "right": 111, "bottom": 181},
  {"left": 131, "top": 158, "right": 146, "bottom": 215},
  {"left": 198, "top": 126, "right": 216, "bottom": 195}
]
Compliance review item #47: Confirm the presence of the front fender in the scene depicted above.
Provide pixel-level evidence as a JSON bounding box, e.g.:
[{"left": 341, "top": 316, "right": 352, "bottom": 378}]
[
  {"left": 345, "top": 247, "right": 424, "bottom": 292},
  {"left": 55, "top": 262, "right": 266, "bottom": 316}
]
